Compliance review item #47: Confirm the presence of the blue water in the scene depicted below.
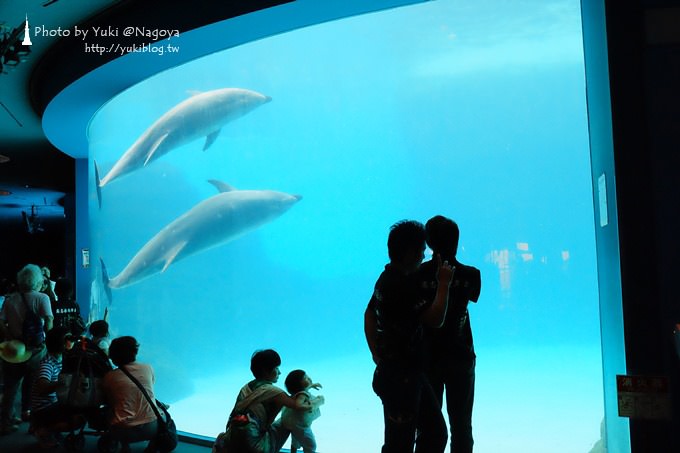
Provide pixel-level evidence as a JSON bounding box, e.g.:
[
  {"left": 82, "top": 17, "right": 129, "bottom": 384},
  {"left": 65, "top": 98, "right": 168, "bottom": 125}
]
[{"left": 87, "top": 1, "right": 603, "bottom": 451}]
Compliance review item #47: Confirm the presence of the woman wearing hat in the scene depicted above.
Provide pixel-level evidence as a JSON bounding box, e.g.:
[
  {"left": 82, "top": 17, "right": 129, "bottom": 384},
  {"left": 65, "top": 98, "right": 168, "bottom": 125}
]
[{"left": 0, "top": 264, "right": 54, "bottom": 435}]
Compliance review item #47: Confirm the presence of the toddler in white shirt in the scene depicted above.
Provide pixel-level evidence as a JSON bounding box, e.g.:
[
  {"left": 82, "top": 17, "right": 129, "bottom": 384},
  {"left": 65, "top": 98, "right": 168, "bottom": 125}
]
[{"left": 280, "top": 369, "right": 324, "bottom": 453}]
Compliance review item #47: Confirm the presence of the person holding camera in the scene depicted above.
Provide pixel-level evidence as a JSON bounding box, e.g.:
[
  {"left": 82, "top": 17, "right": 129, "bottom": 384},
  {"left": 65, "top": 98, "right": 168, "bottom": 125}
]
[
  {"left": 364, "top": 220, "right": 454, "bottom": 452},
  {"left": 40, "top": 267, "right": 57, "bottom": 305},
  {"left": 419, "top": 215, "right": 481, "bottom": 453}
]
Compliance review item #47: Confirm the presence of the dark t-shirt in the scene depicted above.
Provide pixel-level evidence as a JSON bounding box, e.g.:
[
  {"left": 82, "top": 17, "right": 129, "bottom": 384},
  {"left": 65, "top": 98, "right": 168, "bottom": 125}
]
[
  {"left": 367, "top": 264, "right": 430, "bottom": 368},
  {"left": 419, "top": 259, "right": 481, "bottom": 364},
  {"left": 51, "top": 299, "right": 85, "bottom": 336}
]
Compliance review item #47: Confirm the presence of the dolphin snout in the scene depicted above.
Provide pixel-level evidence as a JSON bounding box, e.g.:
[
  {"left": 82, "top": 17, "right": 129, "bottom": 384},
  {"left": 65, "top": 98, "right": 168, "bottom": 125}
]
[
  {"left": 292, "top": 194, "right": 303, "bottom": 201},
  {"left": 263, "top": 95, "right": 272, "bottom": 103}
]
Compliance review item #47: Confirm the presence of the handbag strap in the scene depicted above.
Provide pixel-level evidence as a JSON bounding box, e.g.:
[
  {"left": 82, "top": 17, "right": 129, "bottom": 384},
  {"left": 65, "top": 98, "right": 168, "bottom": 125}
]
[
  {"left": 119, "top": 365, "right": 164, "bottom": 423},
  {"left": 20, "top": 292, "right": 36, "bottom": 315},
  {"left": 234, "top": 383, "right": 274, "bottom": 413},
  {"left": 68, "top": 355, "right": 95, "bottom": 404}
]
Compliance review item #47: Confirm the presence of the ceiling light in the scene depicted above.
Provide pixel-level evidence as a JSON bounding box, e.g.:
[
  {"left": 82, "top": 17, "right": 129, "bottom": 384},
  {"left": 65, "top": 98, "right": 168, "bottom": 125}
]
[{"left": 0, "top": 154, "right": 9, "bottom": 163}]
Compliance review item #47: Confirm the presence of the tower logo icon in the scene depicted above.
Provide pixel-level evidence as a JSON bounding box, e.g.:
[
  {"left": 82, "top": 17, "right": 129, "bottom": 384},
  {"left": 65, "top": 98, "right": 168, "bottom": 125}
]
[{"left": 22, "top": 15, "right": 32, "bottom": 46}]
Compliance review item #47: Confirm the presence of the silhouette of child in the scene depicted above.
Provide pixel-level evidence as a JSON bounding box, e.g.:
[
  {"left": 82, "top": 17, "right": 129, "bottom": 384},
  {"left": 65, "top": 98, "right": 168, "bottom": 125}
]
[
  {"left": 280, "top": 370, "right": 324, "bottom": 453},
  {"left": 89, "top": 320, "right": 110, "bottom": 356}
]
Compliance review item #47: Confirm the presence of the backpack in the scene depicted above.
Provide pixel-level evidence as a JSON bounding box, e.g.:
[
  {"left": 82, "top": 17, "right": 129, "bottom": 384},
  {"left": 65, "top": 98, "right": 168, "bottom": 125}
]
[
  {"left": 20, "top": 292, "right": 45, "bottom": 348},
  {"left": 57, "top": 337, "right": 112, "bottom": 411}
]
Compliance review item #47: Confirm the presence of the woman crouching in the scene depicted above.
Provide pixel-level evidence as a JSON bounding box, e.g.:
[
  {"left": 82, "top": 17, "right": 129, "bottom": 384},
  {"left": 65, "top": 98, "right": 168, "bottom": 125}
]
[
  {"left": 213, "top": 349, "right": 311, "bottom": 453},
  {"left": 100, "top": 336, "right": 160, "bottom": 452}
]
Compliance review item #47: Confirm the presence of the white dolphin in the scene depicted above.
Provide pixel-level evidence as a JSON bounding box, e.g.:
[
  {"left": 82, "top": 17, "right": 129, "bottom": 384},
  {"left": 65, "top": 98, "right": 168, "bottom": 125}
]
[
  {"left": 100, "top": 180, "right": 301, "bottom": 293},
  {"left": 94, "top": 88, "right": 272, "bottom": 205}
]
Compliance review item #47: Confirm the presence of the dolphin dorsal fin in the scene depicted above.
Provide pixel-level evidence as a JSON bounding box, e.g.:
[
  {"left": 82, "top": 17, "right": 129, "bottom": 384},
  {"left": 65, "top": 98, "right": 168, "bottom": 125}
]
[
  {"left": 207, "top": 180, "right": 236, "bottom": 193},
  {"left": 144, "top": 133, "right": 169, "bottom": 166},
  {"left": 162, "top": 240, "right": 188, "bottom": 273},
  {"left": 203, "top": 129, "right": 221, "bottom": 151}
]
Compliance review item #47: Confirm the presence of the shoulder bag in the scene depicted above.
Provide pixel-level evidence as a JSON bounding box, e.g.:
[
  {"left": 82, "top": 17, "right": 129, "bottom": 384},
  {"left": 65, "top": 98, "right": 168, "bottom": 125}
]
[
  {"left": 20, "top": 292, "right": 46, "bottom": 348},
  {"left": 119, "top": 366, "right": 178, "bottom": 452}
]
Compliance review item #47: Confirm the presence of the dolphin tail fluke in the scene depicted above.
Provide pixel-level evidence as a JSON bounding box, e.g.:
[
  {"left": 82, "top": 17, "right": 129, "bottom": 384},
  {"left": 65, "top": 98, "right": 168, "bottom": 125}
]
[
  {"left": 94, "top": 160, "right": 102, "bottom": 209},
  {"left": 100, "top": 257, "right": 113, "bottom": 305}
]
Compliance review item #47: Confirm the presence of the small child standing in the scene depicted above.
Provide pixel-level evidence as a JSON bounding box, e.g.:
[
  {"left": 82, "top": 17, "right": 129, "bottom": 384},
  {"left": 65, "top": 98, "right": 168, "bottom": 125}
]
[{"left": 281, "top": 370, "right": 324, "bottom": 453}]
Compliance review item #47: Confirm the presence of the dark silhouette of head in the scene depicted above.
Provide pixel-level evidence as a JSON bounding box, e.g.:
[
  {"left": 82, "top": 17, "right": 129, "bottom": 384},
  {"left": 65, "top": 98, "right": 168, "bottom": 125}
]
[
  {"left": 425, "top": 215, "right": 459, "bottom": 258},
  {"left": 250, "top": 349, "right": 281, "bottom": 379},
  {"left": 387, "top": 220, "right": 426, "bottom": 262},
  {"left": 54, "top": 277, "right": 74, "bottom": 302},
  {"left": 0, "top": 277, "right": 14, "bottom": 295},
  {"left": 89, "top": 320, "right": 109, "bottom": 338},
  {"left": 285, "top": 369, "right": 307, "bottom": 394},
  {"left": 46, "top": 326, "right": 70, "bottom": 355},
  {"left": 109, "top": 336, "right": 139, "bottom": 367}
]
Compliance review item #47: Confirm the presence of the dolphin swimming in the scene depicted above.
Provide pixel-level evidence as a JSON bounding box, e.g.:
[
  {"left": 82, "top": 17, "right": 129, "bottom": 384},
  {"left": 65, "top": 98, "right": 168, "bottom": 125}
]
[
  {"left": 95, "top": 88, "right": 272, "bottom": 206},
  {"left": 100, "top": 180, "right": 301, "bottom": 291}
]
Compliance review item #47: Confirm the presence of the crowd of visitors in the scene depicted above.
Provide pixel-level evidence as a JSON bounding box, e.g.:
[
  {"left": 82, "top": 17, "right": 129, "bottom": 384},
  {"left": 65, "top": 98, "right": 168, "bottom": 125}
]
[
  {"left": 0, "top": 264, "right": 172, "bottom": 451},
  {"left": 0, "top": 213, "right": 480, "bottom": 452}
]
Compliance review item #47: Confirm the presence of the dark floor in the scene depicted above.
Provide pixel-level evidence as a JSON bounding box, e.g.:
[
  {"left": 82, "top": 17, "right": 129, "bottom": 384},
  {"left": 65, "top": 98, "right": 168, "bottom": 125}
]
[{"left": 0, "top": 422, "right": 212, "bottom": 452}]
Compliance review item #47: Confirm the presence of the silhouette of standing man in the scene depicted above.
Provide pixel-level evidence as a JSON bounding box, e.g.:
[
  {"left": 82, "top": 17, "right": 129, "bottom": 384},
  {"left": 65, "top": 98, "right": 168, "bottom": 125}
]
[
  {"left": 365, "top": 220, "right": 454, "bottom": 453},
  {"left": 419, "top": 216, "right": 481, "bottom": 453}
]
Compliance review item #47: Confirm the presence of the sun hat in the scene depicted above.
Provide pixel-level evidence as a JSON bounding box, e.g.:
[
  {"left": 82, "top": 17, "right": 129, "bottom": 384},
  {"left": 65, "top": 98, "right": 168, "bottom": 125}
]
[{"left": 0, "top": 340, "right": 33, "bottom": 363}]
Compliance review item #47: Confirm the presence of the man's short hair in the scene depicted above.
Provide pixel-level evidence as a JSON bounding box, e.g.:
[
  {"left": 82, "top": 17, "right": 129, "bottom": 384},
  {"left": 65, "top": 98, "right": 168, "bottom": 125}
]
[
  {"left": 250, "top": 349, "right": 281, "bottom": 379},
  {"left": 425, "top": 215, "right": 459, "bottom": 257},
  {"left": 387, "top": 220, "right": 426, "bottom": 262}
]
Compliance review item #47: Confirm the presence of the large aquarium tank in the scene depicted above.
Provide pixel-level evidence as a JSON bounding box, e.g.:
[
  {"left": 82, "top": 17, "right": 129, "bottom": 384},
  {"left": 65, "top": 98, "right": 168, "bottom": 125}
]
[{"left": 86, "top": 1, "right": 603, "bottom": 451}]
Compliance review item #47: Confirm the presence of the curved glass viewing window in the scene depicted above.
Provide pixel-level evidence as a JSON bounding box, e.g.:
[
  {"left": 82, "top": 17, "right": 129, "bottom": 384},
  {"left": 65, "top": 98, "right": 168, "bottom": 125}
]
[{"left": 86, "top": 1, "right": 602, "bottom": 451}]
